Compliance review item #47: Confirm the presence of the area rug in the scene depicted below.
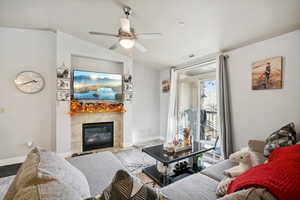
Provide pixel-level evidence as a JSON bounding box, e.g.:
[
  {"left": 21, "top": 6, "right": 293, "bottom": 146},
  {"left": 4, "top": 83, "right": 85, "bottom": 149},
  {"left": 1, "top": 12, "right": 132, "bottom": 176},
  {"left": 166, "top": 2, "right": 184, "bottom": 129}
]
[
  {"left": 113, "top": 146, "right": 156, "bottom": 174},
  {"left": 113, "top": 139, "right": 162, "bottom": 174},
  {"left": 134, "top": 172, "right": 160, "bottom": 189}
]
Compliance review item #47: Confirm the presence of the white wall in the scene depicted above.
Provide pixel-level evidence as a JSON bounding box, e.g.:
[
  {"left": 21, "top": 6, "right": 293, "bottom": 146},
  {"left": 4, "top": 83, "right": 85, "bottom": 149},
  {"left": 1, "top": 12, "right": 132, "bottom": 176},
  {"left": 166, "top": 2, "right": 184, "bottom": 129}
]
[
  {"left": 227, "top": 30, "right": 300, "bottom": 150},
  {"left": 132, "top": 62, "right": 161, "bottom": 144},
  {"left": 0, "top": 28, "right": 56, "bottom": 162},
  {"left": 71, "top": 56, "right": 123, "bottom": 74}
]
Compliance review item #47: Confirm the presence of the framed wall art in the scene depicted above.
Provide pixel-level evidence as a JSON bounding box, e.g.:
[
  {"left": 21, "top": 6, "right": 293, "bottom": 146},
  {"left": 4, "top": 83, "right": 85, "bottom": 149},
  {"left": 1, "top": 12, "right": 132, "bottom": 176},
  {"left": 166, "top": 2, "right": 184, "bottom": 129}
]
[
  {"left": 252, "top": 56, "right": 283, "bottom": 90},
  {"left": 57, "top": 79, "right": 70, "bottom": 90}
]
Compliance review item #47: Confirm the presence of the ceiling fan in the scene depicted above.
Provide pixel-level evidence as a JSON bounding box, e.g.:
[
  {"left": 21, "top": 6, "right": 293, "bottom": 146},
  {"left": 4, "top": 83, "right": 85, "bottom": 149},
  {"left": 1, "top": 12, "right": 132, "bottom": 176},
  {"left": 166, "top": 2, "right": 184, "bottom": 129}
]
[{"left": 89, "top": 7, "right": 162, "bottom": 52}]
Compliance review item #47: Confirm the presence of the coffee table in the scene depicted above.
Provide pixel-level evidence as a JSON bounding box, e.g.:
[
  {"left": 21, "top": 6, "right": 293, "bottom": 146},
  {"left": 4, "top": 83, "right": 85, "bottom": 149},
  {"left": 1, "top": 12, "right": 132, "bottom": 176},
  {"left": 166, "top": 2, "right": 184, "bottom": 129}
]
[{"left": 142, "top": 141, "right": 215, "bottom": 187}]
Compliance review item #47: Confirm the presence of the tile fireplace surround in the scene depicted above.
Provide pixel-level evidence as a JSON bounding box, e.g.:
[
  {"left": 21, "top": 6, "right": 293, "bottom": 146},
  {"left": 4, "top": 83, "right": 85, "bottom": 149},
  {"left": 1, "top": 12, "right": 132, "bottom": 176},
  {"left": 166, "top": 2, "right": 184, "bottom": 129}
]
[{"left": 71, "top": 112, "right": 123, "bottom": 154}]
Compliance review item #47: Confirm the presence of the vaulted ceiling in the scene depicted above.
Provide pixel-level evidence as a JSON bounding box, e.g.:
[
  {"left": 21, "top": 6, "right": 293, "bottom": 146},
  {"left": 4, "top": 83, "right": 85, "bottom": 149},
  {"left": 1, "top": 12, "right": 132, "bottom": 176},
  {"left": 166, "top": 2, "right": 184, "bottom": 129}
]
[{"left": 1, "top": 0, "right": 300, "bottom": 68}]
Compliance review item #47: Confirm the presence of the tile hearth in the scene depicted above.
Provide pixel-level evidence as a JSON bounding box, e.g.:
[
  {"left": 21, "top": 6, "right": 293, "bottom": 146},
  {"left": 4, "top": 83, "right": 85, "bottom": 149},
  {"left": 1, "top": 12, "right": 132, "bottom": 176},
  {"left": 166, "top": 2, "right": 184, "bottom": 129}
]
[{"left": 71, "top": 112, "right": 123, "bottom": 154}]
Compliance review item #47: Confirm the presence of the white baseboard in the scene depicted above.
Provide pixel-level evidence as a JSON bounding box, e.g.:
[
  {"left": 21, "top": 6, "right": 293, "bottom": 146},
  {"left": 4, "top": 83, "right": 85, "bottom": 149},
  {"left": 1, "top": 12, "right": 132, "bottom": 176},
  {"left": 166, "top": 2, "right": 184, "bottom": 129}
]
[
  {"left": 133, "top": 136, "right": 165, "bottom": 145},
  {"left": 0, "top": 151, "right": 73, "bottom": 167},
  {"left": 123, "top": 142, "right": 133, "bottom": 148},
  {"left": 159, "top": 136, "right": 165, "bottom": 141},
  {"left": 0, "top": 156, "right": 26, "bottom": 167},
  {"left": 56, "top": 152, "right": 72, "bottom": 158}
]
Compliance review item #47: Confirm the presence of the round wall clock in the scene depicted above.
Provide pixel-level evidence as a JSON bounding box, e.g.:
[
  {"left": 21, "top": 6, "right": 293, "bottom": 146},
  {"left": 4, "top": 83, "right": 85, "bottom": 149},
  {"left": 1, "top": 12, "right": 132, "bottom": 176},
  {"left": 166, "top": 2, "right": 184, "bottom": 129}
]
[{"left": 14, "top": 71, "right": 45, "bottom": 94}]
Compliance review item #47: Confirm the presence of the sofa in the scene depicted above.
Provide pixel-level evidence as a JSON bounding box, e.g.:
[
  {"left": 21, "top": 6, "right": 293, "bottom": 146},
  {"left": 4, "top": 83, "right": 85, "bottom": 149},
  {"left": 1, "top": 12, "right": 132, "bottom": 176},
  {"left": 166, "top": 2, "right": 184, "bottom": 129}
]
[
  {"left": 160, "top": 139, "right": 267, "bottom": 200},
  {"left": 5, "top": 140, "right": 266, "bottom": 200},
  {"left": 68, "top": 151, "right": 128, "bottom": 197},
  {"left": 69, "top": 152, "right": 236, "bottom": 200}
]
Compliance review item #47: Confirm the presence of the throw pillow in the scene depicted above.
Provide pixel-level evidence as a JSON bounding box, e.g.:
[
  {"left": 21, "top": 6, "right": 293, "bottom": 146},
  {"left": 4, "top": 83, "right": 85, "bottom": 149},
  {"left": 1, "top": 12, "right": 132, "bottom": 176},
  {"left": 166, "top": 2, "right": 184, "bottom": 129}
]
[
  {"left": 4, "top": 148, "right": 53, "bottom": 200},
  {"left": 36, "top": 148, "right": 91, "bottom": 198},
  {"left": 13, "top": 180, "right": 83, "bottom": 200},
  {"left": 99, "top": 170, "right": 166, "bottom": 200},
  {"left": 218, "top": 187, "right": 276, "bottom": 200},
  {"left": 4, "top": 147, "right": 91, "bottom": 200},
  {"left": 264, "top": 123, "right": 297, "bottom": 157}
]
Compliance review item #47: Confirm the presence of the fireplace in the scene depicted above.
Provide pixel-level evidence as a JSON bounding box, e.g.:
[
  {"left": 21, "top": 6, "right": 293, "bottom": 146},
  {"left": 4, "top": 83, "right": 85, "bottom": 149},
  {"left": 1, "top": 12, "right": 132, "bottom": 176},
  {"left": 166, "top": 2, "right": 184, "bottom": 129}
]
[{"left": 82, "top": 122, "right": 114, "bottom": 152}]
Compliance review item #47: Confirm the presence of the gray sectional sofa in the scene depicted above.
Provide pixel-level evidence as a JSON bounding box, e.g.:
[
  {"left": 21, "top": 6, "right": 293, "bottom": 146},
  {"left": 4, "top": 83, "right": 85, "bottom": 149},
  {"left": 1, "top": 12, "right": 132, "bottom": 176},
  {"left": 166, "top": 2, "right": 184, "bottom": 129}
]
[
  {"left": 5, "top": 140, "right": 265, "bottom": 200},
  {"left": 68, "top": 139, "right": 270, "bottom": 199},
  {"left": 68, "top": 151, "right": 236, "bottom": 200}
]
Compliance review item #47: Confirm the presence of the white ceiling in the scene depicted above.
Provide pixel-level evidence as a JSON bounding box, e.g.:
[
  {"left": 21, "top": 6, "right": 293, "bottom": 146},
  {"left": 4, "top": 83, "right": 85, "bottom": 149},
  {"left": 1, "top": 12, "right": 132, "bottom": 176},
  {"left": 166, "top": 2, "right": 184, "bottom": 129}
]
[{"left": 1, "top": 0, "right": 300, "bottom": 68}]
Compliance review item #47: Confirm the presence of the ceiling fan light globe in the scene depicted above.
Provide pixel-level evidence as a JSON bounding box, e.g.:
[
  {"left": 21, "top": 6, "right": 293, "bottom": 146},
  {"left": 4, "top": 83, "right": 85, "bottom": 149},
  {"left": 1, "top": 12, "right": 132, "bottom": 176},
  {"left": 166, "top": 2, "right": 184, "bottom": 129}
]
[{"left": 120, "top": 39, "right": 135, "bottom": 49}]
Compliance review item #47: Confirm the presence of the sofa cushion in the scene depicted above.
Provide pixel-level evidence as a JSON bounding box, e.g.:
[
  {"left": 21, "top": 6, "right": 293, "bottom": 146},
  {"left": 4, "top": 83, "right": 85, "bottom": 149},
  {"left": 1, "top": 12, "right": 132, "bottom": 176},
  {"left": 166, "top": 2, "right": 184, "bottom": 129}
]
[
  {"left": 218, "top": 188, "right": 276, "bottom": 200},
  {"left": 13, "top": 180, "right": 82, "bottom": 200},
  {"left": 248, "top": 140, "right": 265, "bottom": 153},
  {"left": 68, "top": 151, "right": 127, "bottom": 196},
  {"left": 4, "top": 147, "right": 91, "bottom": 200},
  {"left": 161, "top": 173, "right": 218, "bottom": 200},
  {"left": 264, "top": 122, "right": 297, "bottom": 157},
  {"left": 200, "top": 160, "right": 236, "bottom": 182}
]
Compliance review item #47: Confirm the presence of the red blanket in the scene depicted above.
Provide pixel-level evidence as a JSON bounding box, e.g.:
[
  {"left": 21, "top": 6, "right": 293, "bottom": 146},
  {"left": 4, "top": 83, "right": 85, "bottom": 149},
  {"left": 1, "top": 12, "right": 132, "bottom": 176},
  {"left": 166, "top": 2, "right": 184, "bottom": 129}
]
[{"left": 228, "top": 144, "right": 300, "bottom": 200}]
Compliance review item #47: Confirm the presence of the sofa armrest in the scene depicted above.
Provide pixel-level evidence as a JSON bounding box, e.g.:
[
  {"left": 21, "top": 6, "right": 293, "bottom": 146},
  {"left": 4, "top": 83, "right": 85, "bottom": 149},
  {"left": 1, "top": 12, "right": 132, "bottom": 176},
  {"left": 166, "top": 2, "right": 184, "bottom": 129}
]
[
  {"left": 200, "top": 160, "right": 236, "bottom": 182},
  {"left": 248, "top": 140, "right": 265, "bottom": 153}
]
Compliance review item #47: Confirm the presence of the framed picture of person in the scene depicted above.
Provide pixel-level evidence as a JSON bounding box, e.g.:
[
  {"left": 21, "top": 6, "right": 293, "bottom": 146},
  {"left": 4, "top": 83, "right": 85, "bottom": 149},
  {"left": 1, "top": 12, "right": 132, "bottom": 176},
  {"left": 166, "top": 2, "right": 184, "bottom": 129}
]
[
  {"left": 57, "top": 79, "right": 70, "bottom": 90},
  {"left": 252, "top": 56, "right": 283, "bottom": 90}
]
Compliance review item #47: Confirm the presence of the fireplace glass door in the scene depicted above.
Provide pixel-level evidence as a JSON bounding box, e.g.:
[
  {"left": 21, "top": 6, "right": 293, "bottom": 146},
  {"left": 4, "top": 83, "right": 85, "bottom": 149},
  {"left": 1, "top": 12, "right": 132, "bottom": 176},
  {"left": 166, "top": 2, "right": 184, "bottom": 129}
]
[{"left": 82, "top": 122, "right": 114, "bottom": 151}]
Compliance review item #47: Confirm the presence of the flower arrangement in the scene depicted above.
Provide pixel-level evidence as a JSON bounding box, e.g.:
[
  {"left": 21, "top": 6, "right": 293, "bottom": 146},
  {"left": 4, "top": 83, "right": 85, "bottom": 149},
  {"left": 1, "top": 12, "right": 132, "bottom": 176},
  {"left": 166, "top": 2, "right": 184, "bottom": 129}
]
[{"left": 69, "top": 100, "right": 125, "bottom": 116}]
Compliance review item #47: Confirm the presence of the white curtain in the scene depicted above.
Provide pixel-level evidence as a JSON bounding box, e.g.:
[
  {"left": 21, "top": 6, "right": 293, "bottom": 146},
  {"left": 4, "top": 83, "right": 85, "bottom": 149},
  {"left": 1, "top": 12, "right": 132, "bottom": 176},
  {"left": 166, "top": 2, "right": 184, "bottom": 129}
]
[{"left": 164, "top": 67, "right": 178, "bottom": 147}]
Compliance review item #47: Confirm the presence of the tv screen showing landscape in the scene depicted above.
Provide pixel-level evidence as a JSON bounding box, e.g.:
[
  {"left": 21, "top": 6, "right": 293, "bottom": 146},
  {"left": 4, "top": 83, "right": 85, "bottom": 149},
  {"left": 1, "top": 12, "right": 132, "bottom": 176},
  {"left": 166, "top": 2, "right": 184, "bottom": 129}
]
[{"left": 73, "top": 70, "right": 122, "bottom": 101}]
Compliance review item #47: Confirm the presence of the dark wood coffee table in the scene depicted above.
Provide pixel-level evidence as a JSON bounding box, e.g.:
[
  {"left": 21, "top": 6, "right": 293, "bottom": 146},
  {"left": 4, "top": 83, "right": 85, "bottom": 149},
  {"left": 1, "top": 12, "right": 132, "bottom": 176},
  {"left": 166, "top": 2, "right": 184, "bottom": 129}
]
[{"left": 142, "top": 141, "right": 215, "bottom": 187}]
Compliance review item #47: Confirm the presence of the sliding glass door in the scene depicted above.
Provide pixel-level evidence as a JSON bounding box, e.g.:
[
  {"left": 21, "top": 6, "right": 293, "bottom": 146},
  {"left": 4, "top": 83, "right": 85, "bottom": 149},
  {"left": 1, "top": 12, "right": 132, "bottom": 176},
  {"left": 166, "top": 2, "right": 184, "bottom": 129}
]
[{"left": 176, "top": 63, "right": 221, "bottom": 164}]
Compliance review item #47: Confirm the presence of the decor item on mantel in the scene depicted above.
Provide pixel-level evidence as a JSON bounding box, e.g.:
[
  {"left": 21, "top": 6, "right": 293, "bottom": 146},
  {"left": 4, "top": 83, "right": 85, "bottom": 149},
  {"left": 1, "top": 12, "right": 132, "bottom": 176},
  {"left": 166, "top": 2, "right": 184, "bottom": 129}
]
[{"left": 69, "top": 100, "right": 125, "bottom": 116}]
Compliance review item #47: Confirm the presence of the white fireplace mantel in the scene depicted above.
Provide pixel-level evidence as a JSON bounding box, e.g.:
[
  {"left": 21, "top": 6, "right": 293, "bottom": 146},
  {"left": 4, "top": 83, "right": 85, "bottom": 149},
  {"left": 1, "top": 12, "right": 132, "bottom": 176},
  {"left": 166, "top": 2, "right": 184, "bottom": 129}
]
[{"left": 55, "top": 31, "right": 133, "bottom": 156}]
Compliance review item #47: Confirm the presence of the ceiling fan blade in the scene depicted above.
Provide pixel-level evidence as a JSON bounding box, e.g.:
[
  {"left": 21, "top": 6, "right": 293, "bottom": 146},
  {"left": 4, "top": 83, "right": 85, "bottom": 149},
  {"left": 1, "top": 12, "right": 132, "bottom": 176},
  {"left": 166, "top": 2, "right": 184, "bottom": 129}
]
[
  {"left": 120, "top": 18, "right": 130, "bottom": 33},
  {"left": 89, "top": 32, "right": 118, "bottom": 37},
  {"left": 109, "top": 42, "right": 119, "bottom": 50},
  {"left": 134, "top": 41, "right": 147, "bottom": 52},
  {"left": 137, "top": 33, "right": 162, "bottom": 39}
]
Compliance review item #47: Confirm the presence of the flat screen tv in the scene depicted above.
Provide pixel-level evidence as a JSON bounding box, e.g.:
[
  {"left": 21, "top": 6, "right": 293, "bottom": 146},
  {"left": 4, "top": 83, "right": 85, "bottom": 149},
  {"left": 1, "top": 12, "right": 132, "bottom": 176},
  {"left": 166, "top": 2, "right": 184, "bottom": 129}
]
[{"left": 73, "top": 70, "right": 122, "bottom": 101}]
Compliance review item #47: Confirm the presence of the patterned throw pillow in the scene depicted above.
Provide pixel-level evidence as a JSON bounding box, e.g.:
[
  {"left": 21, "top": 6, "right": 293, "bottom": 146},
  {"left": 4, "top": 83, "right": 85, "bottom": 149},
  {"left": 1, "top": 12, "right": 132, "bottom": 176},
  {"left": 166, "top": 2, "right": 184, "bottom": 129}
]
[
  {"left": 264, "top": 123, "right": 297, "bottom": 157},
  {"left": 99, "top": 170, "right": 166, "bottom": 200}
]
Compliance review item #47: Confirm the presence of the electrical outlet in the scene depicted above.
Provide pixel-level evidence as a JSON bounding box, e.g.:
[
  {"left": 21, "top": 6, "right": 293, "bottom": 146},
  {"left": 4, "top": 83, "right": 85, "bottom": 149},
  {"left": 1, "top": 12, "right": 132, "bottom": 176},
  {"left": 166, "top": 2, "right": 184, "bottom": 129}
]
[{"left": 0, "top": 108, "right": 5, "bottom": 113}]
